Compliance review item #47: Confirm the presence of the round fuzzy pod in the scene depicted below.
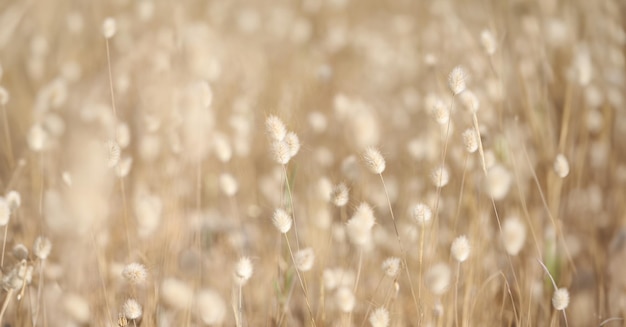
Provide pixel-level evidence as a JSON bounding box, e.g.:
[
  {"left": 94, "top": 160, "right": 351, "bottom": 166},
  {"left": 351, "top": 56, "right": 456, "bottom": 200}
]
[
  {"left": 330, "top": 183, "right": 349, "bottom": 207},
  {"left": 460, "top": 90, "right": 480, "bottom": 113},
  {"left": 425, "top": 263, "right": 451, "bottom": 295},
  {"left": 5, "top": 191, "right": 21, "bottom": 211},
  {"left": 485, "top": 164, "right": 512, "bottom": 200},
  {"left": 102, "top": 17, "right": 117, "bottom": 39},
  {"left": 502, "top": 216, "right": 526, "bottom": 256},
  {"left": 294, "top": 247, "right": 315, "bottom": 272},
  {"left": 431, "top": 100, "right": 450, "bottom": 125},
  {"left": 123, "top": 298, "right": 142, "bottom": 320},
  {"left": 431, "top": 166, "right": 450, "bottom": 188},
  {"left": 0, "top": 86, "right": 9, "bottom": 106},
  {"left": 33, "top": 236, "right": 52, "bottom": 260},
  {"left": 0, "top": 197, "right": 9, "bottom": 226},
  {"left": 272, "top": 208, "right": 292, "bottom": 234},
  {"left": 554, "top": 154, "right": 570, "bottom": 178},
  {"left": 284, "top": 131, "right": 301, "bottom": 158},
  {"left": 448, "top": 66, "right": 468, "bottom": 95},
  {"left": 481, "top": 30, "right": 497, "bottom": 55},
  {"left": 369, "top": 306, "right": 390, "bottom": 327},
  {"left": 351, "top": 202, "right": 376, "bottom": 229},
  {"left": 234, "top": 256, "right": 253, "bottom": 285},
  {"left": 265, "top": 115, "right": 287, "bottom": 141},
  {"left": 271, "top": 140, "right": 291, "bottom": 165},
  {"left": 451, "top": 235, "right": 470, "bottom": 262},
  {"left": 335, "top": 286, "right": 356, "bottom": 313},
  {"left": 462, "top": 128, "right": 479, "bottom": 153},
  {"left": 122, "top": 262, "right": 147, "bottom": 285},
  {"left": 552, "top": 287, "right": 570, "bottom": 310},
  {"left": 363, "top": 147, "right": 386, "bottom": 174},
  {"left": 219, "top": 173, "right": 239, "bottom": 197},
  {"left": 62, "top": 294, "right": 91, "bottom": 324},
  {"left": 160, "top": 278, "right": 193, "bottom": 310},
  {"left": 412, "top": 203, "right": 432, "bottom": 226},
  {"left": 382, "top": 257, "right": 401, "bottom": 278},
  {"left": 195, "top": 289, "right": 226, "bottom": 325}
]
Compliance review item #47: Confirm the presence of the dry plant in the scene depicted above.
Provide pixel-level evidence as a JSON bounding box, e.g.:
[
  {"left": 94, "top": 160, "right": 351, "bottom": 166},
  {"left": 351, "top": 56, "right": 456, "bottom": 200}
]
[{"left": 0, "top": 0, "right": 624, "bottom": 326}]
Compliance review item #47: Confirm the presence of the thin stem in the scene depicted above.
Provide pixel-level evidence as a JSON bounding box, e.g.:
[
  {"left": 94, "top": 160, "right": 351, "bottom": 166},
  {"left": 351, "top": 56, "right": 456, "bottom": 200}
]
[
  {"left": 0, "top": 289, "right": 14, "bottom": 324},
  {"left": 105, "top": 38, "right": 117, "bottom": 119},
  {"left": 119, "top": 178, "right": 132, "bottom": 256},
  {"left": 520, "top": 140, "right": 575, "bottom": 272},
  {"left": 472, "top": 113, "right": 487, "bottom": 174},
  {"left": 454, "top": 262, "right": 461, "bottom": 327},
  {"left": 0, "top": 225, "right": 7, "bottom": 267},
  {"left": 1, "top": 104, "right": 14, "bottom": 168},
  {"left": 453, "top": 155, "right": 469, "bottom": 235},
  {"left": 90, "top": 231, "right": 114, "bottom": 324},
  {"left": 378, "top": 173, "right": 420, "bottom": 319},
  {"left": 347, "top": 249, "right": 364, "bottom": 325},
  {"left": 32, "top": 259, "right": 46, "bottom": 326},
  {"left": 352, "top": 249, "right": 363, "bottom": 293},
  {"left": 283, "top": 234, "right": 316, "bottom": 327},
  {"left": 238, "top": 285, "right": 243, "bottom": 327},
  {"left": 282, "top": 165, "right": 300, "bottom": 250},
  {"left": 359, "top": 276, "right": 385, "bottom": 327}
]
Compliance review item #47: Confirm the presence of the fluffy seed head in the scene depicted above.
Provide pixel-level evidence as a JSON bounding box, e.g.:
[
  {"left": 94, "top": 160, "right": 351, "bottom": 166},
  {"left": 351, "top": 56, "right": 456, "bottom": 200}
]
[
  {"left": 335, "top": 287, "right": 356, "bottom": 312},
  {"left": 431, "top": 166, "right": 450, "bottom": 188},
  {"left": 0, "top": 86, "right": 9, "bottom": 105},
  {"left": 62, "top": 171, "right": 72, "bottom": 186},
  {"left": 122, "top": 262, "right": 147, "bottom": 285},
  {"left": 460, "top": 90, "right": 480, "bottom": 113},
  {"left": 382, "top": 257, "right": 401, "bottom": 278},
  {"left": 346, "top": 203, "right": 376, "bottom": 246},
  {"left": 234, "top": 256, "right": 253, "bottom": 285},
  {"left": 481, "top": 30, "right": 497, "bottom": 55},
  {"left": 485, "top": 165, "right": 512, "bottom": 200},
  {"left": 554, "top": 154, "right": 570, "bottom": 178},
  {"left": 284, "top": 131, "right": 301, "bottom": 158},
  {"left": 5, "top": 191, "right": 20, "bottom": 211},
  {"left": 12, "top": 244, "right": 28, "bottom": 260},
  {"left": 272, "top": 208, "right": 292, "bottom": 233},
  {"left": 451, "top": 235, "right": 470, "bottom": 262},
  {"left": 294, "top": 247, "right": 315, "bottom": 272},
  {"left": 330, "top": 183, "right": 349, "bottom": 207},
  {"left": 425, "top": 263, "right": 451, "bottom": 295},
  {"left": 160, "top": 278, "right": 193, "bottom": 310},
  {"left": 448, "top": 66, "right": 468, "bottom": 95},
  {"left": 462, "top": 129, "right": 479, "bottom": 153},
  {"left": 195, "top": 289, "right": 226, "bottom": 325},
  {"left": 33, "top": 236, "right": 52, "bottom": 260},
  {"left": 266, "top": 115, "right": 287, "bottom": 141},
  {"left": 106, "top": 140, "right": 121, "bottom": 168},
  {"left": 552, "top": 288, "right": 570, "bottom": 310},
  {"left": 213, "top": 133, "right": 232, "bottom": 163},
  {"left": 352, "top": 202, "right": 376, "bottom": 229},
  {"left": 363, "top": 147, "right": 386, "bottom": 174},
  {"left": 0, "top": 197, "right": 9, "bottom": 226},
  {"left": 62, "top": 294, "right": 91, "bottom": 324},
  {"left": 271, "top": 140, "right": 291, "bottom": 165},
  {"left": 369, "top": 307, "right": 390, "bottom": 327},
  {"left": 27, "top": 124, "right": 47, "bottom": 152},
  {"left": 219, "top": 173, "right": 238, "bottom": 197},
  {"left": 123, "top": 298, "right": 142, "bottom": 320},
  {"left": 102, "top": 17, "right": 117, "bottom": 39},
  {"left": 412, "top": 203, "right": 432, "bottom": 226},
  {"left": 432, "top": 100, "right": 450, "bottom": 125},
  {"left": 115, "top": 157, "right": 133, "bottom": 178},
  {"left": 502, "top": 216, "right": 526, "bottom": 256}
]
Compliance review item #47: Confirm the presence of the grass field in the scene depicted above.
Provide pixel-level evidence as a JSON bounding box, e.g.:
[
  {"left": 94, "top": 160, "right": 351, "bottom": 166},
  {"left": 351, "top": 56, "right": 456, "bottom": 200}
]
[{"left": 0, "top": 0, "right": 625, "bottom": 326}]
